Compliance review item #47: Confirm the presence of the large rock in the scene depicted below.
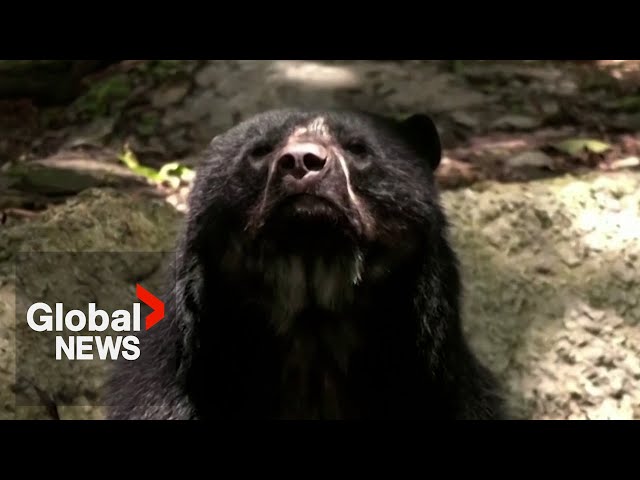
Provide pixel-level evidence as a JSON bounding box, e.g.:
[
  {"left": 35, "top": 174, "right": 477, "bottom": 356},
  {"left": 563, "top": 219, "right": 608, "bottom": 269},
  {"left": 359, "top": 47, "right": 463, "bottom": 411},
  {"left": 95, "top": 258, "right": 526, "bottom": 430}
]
[
  {"left": 161, "top": 60, "right": 490, "bottom": 147},
  {"left": 5, "top": 150, "right": 149, "bottom": 195},
  {"left": 0, "top": 189, "right": 182, "bottom": 419},
  {"left": 444, "top": 171, "right": 640, "bottom": 419}
]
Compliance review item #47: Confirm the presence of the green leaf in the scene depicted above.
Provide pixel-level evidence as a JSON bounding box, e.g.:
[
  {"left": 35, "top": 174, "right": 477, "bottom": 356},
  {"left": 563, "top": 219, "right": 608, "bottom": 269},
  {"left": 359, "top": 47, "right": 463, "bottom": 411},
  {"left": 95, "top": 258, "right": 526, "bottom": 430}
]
[
  {"left": 117, "top": 147, "right": 162, "bottom": 182},
  {"left": 118, "top": 148, "right": 195, "bottom": 188},
  {"left": 553, "top": 138, "right": 612, "bottom": 156},
  {"left": 158, "top": 162, "right": 195, "bottom": 185}
]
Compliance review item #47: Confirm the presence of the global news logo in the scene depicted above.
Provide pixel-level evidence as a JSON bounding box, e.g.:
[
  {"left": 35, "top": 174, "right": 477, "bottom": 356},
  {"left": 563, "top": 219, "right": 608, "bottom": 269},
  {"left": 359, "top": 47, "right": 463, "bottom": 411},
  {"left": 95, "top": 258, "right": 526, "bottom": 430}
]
[{"left": 24, "top": 284, "right": 164, "bottom": 361}]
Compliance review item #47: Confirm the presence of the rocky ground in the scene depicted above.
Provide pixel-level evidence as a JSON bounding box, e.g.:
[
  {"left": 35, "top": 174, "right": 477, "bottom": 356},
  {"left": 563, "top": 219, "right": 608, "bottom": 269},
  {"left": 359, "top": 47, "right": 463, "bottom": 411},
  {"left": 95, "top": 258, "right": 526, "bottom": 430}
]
[{"left": 1, "top": 60, "right": 639, "bottom": 419}]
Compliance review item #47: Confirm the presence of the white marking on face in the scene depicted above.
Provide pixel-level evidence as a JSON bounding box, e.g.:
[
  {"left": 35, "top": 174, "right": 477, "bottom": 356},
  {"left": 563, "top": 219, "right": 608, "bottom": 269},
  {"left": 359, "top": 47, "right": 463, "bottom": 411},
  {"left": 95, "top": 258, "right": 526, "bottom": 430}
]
[
  {"left": 269, "top": 255, "right": 308, "bottom": 333},
  {"left": 293, "top": 116, "right": 331, "bottom": 139},
  {"left": 254, "top": 117, "right": 331, "bottom": 226},
  {"left": 334, "top": 151, "right": 360, "bottom": 208},
  {"left": 266, "top": 251, "right": 364, "bottom": 333},
  {"left": 296, "top": 118, "right": 362, "bottom": 215},
  {"left": 251, "top": 146, "right": 281, "bottom": 231},
  {"left": 307, "top": 117, "right": 330, "bottom": 138}
]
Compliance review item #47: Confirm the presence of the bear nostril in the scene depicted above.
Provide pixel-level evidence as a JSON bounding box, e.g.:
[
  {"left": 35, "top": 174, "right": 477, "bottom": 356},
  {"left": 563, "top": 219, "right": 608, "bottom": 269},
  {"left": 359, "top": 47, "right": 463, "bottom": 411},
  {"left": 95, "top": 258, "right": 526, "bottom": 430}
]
[
  {"left": 279, "top": 154, "right": 296, "bottom": 171},
  {"left": 303, "top": 153, "right": 326, "bottom": 172},
  {"left": 276, "top": 143, "right": 329, "bottom": 179}
]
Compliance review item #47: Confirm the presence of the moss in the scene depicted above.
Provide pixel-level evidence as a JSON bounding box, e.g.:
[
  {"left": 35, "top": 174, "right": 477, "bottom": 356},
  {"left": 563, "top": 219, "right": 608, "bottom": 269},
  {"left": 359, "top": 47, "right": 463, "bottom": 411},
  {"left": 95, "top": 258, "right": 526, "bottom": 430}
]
[
  {"left": 580, "top": 70, "right": 619, "bottom": 92},
  {"left": 72, "top": 74, "right": 132, "bottom": 118},
  {"left": 142, "top": 60, "right": 189, "bottom": 81},
  {"left": 38, "top": 107, "right": 66, "bottom": 129},
  {"left": 135, "top": 112, "right": 160, "bottom": 136},
  {"left": 508, "top": 99, "right": 525, "bottom": 114}
]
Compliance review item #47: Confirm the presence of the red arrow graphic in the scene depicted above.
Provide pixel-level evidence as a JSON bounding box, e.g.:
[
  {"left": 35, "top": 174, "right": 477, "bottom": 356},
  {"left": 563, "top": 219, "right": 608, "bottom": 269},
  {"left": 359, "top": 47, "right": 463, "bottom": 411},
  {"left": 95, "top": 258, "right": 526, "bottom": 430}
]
[{"left": 136, "top": 283, "right": 165, "bottom": 330}]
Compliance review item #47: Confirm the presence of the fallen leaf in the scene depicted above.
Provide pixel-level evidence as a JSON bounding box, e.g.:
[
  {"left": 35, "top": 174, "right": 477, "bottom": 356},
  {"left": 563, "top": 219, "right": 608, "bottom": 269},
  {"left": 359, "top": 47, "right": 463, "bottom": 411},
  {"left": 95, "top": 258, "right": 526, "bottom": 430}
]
[{"left": 553, "top": 138, "right": 612, "bottom": 156}]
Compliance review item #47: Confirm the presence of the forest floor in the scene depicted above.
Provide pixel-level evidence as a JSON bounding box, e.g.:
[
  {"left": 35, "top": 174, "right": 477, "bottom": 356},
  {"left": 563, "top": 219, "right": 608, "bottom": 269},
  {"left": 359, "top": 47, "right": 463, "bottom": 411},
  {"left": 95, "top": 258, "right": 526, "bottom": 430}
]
[{"left": 1, "top": 60, "right": 639, "bottom": 419}]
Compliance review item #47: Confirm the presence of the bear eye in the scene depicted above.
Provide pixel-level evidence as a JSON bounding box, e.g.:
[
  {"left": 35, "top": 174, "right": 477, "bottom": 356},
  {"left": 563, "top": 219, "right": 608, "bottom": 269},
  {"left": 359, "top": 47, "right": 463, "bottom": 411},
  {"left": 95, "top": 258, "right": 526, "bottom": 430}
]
[
  {"left": 249, "top": 143, "right": 274, "bottom": 158},
  {"left": 345, "top": 141, "right": 369, "bottom": 157}
]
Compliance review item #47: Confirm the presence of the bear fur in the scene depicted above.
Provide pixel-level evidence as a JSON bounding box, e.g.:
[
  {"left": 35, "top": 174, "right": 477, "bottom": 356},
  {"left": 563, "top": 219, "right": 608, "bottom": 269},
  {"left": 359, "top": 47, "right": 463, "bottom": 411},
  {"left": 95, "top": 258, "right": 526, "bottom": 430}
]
[{"left": 106, "top": 109, "right": 506, "bottom": 420}]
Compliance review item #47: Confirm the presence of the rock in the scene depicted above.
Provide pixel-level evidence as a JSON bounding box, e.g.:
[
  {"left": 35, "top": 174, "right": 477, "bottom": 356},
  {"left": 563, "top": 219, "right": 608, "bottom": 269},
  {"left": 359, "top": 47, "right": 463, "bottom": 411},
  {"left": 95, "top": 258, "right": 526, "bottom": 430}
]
[
  {"left": 586, "top": 397, "right": 634, "bottom": 420},
  {"left": 271, "top": 60, "right": 361, "bottom": 89},
  {"left": 611, "top": 259, "right": 637, "bottom": 284},
  {"left": 568, "top": 411, "right": 588, "bottom": 420},
  {"left": 556, "top": 80, "right": 579, "bottom": 96},
  {"left": 582, "top": 305, "right": 605, "bottom": 322},
  {"left": 387, "top": 75, "right": 487, "bottom": 113},
  {"left": 620, "top": 355, "right": 640, "bottom": 377},
  {"left": 151, "top": 81, "right": 190, "bottom": 108},
  {"left": 557, "top": 242, "right": 583, "bottom": 268},
  {"left": 491, "top": 114, "right": 542, "bottom": 131},
  {"left": 604, "top": 370, "right": 627, "bottom": 396},
  {"left": 451, "top": 111, "right": 480, "bottom": 128},
  {"left": 443, "top": 170, "right": 640, "bottom": 420},
  {"left": 582, "top": 379, "right": 604, "bottom": 399},
  {"left": 166, "top": 128, "right": 192, "bottom": 156},
  {"left": 609, "top": 156, "right": 640, "bottom": 170},
  {"left": 574, "top": 313, "right": 602, "bottom": 334},
  {"left": 62, "top": 118, "right": 115, "bottom": 149},
  {"left": 540, "top": 101, "right": 560, "bottom": 116},
  {"left": 5, "top": 151, "right": 150, "bottom": 195},
  {"left": 134, "top": 111, "right": 160, "bottom": 137},
  {"left": 0, "top": 189, "right": 183, "bottom": 419},
  {"left": 194, "top": 63, "right": 226, "bottom": 88},
  {"left": 170, "top": 90, "right": 220, "bottom": 126},
  {"left": 461, "top": 64, "right": 565, "bottom": 84},
  {"left": 608, "top": 113, "right": 640, "bottom": 131},
  {"left": 507, "top": 150, "right": 554, "bottom": 169}
]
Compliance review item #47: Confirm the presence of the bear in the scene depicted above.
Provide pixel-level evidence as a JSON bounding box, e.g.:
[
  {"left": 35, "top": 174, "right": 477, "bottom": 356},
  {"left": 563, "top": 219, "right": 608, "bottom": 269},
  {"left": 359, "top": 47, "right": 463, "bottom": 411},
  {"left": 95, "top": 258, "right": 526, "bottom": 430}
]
[{"left": 106, "top": 108, "right": 506, "bottom": 420}]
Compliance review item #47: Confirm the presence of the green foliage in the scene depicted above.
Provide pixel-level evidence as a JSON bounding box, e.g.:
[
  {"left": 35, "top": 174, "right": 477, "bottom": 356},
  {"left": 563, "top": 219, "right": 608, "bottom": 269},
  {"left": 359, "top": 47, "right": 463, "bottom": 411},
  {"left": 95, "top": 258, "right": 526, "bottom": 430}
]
[
  {"left": 118, "top": 146, "right": 194, "bottom": 189},
  {"left": 553, "top": 138, "right": 612, "bottom": 156},
  {"left": 158, "top": 162, "right": 196, "bottom": 186},
  {"left": 73, "top": 74, "right": 132, "bottom": 118}
]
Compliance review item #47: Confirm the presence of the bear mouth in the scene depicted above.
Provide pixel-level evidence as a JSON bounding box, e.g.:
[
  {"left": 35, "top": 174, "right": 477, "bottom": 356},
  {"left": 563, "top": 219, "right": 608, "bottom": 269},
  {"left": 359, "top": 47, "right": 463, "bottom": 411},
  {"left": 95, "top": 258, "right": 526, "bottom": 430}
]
[
  {"left": 259, "top": 193, "right": 359, "bottom": 252},
  {"left": 279, "top": 193, "right": 344, "bottom": 219}
]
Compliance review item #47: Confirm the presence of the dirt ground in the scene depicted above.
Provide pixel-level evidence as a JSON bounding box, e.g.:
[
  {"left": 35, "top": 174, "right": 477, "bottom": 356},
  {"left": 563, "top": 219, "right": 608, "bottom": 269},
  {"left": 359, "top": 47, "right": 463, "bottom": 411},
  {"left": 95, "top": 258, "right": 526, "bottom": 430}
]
[{"left": 1, "top": 60, "right": 639, "bottom": 419}]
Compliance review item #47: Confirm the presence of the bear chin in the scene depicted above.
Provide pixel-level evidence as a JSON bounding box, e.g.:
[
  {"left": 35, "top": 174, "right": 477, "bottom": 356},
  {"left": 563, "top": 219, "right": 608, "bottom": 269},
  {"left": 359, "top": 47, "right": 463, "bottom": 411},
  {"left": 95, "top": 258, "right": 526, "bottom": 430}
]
[{"left": 253, "top": 191, "right": 357, "bottom": 254}]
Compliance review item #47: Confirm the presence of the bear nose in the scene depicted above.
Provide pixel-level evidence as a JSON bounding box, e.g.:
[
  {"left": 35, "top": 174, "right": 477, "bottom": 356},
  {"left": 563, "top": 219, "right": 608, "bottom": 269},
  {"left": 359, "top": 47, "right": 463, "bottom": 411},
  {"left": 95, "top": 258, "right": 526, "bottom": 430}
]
[{"left": 276, "top": 142, "right": 329, "bottom": 180}]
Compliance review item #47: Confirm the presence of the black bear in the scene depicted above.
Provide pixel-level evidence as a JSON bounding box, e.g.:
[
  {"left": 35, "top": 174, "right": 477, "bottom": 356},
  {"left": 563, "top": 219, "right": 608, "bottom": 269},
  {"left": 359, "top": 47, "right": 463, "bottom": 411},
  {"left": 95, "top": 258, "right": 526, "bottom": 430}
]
[{"left": 107, "top": 109, "right": 506, "bottom": 419}]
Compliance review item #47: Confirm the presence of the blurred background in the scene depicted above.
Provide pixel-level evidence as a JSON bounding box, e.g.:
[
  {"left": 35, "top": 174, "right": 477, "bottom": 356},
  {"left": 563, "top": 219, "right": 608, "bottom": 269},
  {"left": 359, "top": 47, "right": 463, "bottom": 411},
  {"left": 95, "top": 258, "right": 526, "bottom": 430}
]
[{"left": 1, "top": 60, "right": 639, "bottom": 420}]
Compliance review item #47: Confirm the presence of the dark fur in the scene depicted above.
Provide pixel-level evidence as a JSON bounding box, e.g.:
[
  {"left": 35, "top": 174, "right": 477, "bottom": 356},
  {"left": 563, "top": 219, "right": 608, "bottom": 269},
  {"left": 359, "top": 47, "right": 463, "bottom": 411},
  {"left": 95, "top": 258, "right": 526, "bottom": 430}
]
[{"left": 107, "top": 109, "right": 506, "bottom": 420}]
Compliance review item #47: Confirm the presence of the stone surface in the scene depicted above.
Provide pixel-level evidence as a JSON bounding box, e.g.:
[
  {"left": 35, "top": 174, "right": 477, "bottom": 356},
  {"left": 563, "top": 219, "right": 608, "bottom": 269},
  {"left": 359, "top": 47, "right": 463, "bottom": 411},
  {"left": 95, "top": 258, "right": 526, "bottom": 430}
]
[
  {"left": 2, "top": 170, "right": 640, "bottom": 419},
  {"left": 0, "top": 189, "right": 182, "bottom": 419}
]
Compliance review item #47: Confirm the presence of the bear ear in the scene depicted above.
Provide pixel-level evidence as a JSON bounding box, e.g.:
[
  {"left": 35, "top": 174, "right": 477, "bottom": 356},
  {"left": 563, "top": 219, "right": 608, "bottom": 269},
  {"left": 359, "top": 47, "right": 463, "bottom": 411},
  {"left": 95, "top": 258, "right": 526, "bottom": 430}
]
[{"left": 398, "top": 113, "right": 442, "bottom": 171}]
